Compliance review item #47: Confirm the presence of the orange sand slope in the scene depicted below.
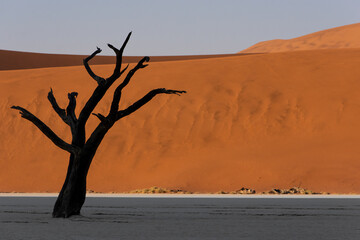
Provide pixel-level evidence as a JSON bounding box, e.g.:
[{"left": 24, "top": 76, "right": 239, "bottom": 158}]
[
  {"left": 0, "top": 49, "right": 243, "bottom": 71},
  {"left": 1, "top": 49, "right": 360, "bottom": 193},
  {"left": 241, "top": 22, "right": 360, "bottom": 53}
]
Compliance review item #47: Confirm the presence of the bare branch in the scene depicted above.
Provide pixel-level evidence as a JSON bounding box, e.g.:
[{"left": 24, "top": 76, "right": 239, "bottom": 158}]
[
  {"left": 109, "top": 57, "right": 150, "bottom": 115},
  {"left": 107, "top": 32, "right": 132, "bottom": 82},
  {"left": 83, "top": 47, "right": 105, "bottom": 85},
  {"left": 116, "top": 88, "right": 186, "bottom": 120},
  {"left": 117, "top": 60, "right": 147, "bottom": 91},
  {"left": 48, "top": 88, "right": 70, "bottom": 125},
  {"left": 11, "top": 106, "right": 79, "bottom": 154}
]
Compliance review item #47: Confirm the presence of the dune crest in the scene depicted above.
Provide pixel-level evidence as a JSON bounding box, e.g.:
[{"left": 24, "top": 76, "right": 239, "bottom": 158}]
[{"left": 241, "top": 22, "right": 360, "bottom": 53}]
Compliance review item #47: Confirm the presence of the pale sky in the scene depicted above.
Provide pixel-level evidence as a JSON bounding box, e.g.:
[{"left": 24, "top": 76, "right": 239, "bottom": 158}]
[{"left": 1, "top": 0, "right": 359, "bottom": 56}]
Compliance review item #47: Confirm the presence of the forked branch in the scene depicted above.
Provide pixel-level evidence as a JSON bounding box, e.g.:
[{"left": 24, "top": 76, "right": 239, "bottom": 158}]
[
  {"left": 48, "top": 89, "right": 78, "bottom": 128},
  {"left": 78, "top": 33, "right": 133, "bottom": 126},
  {"left": 11, "top": 106, "right": 79, "bottom": 154},
  {"left": 107, "top": 32, "right": 132, "bottom": 82}
]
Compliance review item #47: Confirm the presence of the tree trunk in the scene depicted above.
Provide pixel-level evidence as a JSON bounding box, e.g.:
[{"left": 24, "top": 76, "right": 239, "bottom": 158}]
[
  {"left": 52, "top": 129, "right": 103, "bottom": 218},
  {"left": 52, "top": 154, "right": 88, "bottom": 218}
]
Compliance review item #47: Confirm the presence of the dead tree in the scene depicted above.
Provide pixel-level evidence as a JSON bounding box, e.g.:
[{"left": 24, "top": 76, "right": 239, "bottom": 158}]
[{"left": 11, "top": 33, "right": 186, "bottom": 218}]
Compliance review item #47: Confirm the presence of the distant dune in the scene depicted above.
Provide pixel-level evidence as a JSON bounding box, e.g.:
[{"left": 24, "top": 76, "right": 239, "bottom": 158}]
[
  {"left": 241, "top": 23, "right": 360, "bottom": 53},
  {"left": 0, "top": 49, "right": 244, "bottom": 71},
  {"left": 1, "top": 48, "right": 360, "bottom": 194}
]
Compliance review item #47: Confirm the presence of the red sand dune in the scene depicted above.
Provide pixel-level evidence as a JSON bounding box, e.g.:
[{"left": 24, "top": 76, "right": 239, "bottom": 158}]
[
  {"left": 0, "top": 49, "right": 244, "bottom": 71},
  {"left": 241, "top": 22, "right": 360, "bottom": 53},
  {"left": 1, "top": 48, "right": 360, "bottom": 194}
]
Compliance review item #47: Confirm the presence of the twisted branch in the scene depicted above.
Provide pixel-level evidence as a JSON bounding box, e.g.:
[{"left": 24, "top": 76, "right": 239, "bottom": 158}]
[
  {"left": 117, "top": 88, "right": 186, "bottom": 120},
  {"left": 83, "top": 47, "right": 105, "bottom": 85}
]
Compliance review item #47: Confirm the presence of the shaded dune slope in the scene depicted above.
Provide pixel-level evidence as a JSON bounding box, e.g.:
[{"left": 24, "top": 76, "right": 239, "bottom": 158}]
[
  {"left": 241, "top": 22, "right": 360, "bottom": 53},
  {"left": 0, "top": 49, "right": 244, "bottom": 71},
  {"left": 1, "top": 49, "right": 360, "bottom": 193}
]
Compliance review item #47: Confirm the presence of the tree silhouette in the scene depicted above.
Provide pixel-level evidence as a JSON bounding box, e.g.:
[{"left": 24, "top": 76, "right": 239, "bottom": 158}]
[{"left": 11, "top": 33, "right": 186, "bottom": 218}]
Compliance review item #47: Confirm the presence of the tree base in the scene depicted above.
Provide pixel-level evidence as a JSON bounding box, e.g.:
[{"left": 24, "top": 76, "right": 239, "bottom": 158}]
[
  {"left": 52, "top": 172, "right": 87, "bottom": 218},
  {"left": 52, "top": 210, "right": 81, "bottom": 218}
]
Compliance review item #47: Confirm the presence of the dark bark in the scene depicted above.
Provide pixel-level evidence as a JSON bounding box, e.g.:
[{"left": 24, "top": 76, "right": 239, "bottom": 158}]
[
  {"left": 52, "top": 154, "right": 85, "bottom": 218},
  {"left": 11, "top": 33, "right": 186, "bottom": 218},
  {"left": 83, "top": 47, "right": 105, "bottom": 84}
]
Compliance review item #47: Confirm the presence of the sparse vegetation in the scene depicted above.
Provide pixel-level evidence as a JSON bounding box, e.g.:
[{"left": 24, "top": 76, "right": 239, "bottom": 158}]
[
  {"left": 129, "top": 186, "right": 193, "bottom": 194},
  {"left": 216, "top": 188, "right": 256, "bottom": 194},
  {"left": 117, "top": 186, "right": 328, "bottom": 195},
  {"left": 262, "top": 187, "right": 329, "bottom": 195}
]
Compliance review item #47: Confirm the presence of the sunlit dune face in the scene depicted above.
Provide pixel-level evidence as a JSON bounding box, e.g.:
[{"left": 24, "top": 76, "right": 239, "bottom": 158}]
[{"left": 1, "top": 47, "right": 360, "bottom": 194}]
